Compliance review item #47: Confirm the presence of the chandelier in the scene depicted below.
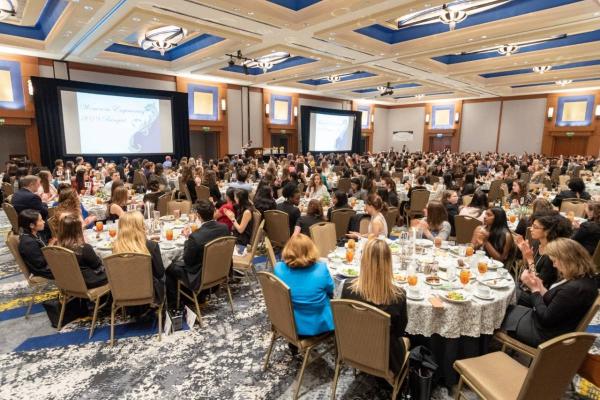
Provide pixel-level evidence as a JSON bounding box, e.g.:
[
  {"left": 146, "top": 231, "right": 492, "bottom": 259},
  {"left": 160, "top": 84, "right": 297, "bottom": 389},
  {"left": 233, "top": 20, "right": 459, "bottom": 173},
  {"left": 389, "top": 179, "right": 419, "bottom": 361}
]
[
  {"left": 140, "top": 25, "right": 187, "bottom": 56},
  {"left": 532, "top": 65, "right": 552, "bottom": 74},
  {"left": 415, "top": 94, "right": 425, "bottom": 99},
  {"left": 556, "top": 79, "right": 572, "bottom": 86},
  {"left": 256, "top": 60, "right": 274, "bottom": 73},
  {"left": 439, "top": 5, "right": 467, "bottom": 31},
  {"left": 0, "top": 0, "right": 17, "bottom": 21},
  {"left": 326, "top": 75, "right": 341, "bottom": 83},
  {"left": 497, "top": 44, "right": 519, "bottom": 56}
]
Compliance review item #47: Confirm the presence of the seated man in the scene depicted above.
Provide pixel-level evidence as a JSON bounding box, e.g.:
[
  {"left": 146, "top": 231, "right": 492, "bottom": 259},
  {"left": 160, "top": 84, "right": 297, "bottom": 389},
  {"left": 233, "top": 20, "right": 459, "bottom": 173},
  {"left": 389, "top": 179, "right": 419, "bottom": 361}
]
[
  {"left": 228, "top": 170, "right": 253, "bottom": 192},
  {"left": 12, "top": 175, "right": 48, "bottom": 221},
  {"left": 166, "top": 200, "right": 230, "bottom": 309},
  {"left": 276, "top": 183, "right": 301, "bottom": 236}
]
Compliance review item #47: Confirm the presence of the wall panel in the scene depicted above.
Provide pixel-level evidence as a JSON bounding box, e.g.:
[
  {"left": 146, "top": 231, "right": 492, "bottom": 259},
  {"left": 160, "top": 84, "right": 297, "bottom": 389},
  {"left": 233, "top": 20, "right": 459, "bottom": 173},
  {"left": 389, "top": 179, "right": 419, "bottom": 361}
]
[
  {"left": 459, "top": 101, "right": 501, "bottom": 152},
  {"left": 498, "top": 98, "right": 547, "bottom": 154},
  {"left": 387, "top": 107, "right": 426, "bottom": 152}
]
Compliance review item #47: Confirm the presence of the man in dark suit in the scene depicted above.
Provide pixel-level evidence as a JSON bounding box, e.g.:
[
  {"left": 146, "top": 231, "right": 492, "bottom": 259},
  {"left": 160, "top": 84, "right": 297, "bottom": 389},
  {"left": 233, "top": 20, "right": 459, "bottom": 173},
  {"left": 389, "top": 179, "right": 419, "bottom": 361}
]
[
  {"left": 276, "top": 183, "right": 301, "bottom": 235},
  {"left": 12, "top": 175, "right": 48, "bottom": 220},
  {"left": 166, "top": 200, "right": 230, "bottom": 310}
]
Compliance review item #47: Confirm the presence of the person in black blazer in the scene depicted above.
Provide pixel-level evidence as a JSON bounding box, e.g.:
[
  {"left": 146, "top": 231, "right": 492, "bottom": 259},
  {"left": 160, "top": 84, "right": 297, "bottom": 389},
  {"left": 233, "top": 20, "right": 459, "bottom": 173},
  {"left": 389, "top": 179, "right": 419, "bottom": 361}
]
[
  {"left": 502, "top": 238, "right": 597, "bottom": 347},
  {"left": 12, "top": 175, "right": 48, "bottom": 220},
  {"left": 552, "top": 177, "right": 591, "bottom": 208},
  {"left": 572, "top": 201, "right": 600, "bottom": 256},
  {"left": 166, "top": 200, "right": 230, "bottom": 309},
  {"left": 17, "top": 209, "right": 53, "bottom": 279},
  {"left": 277, "top": 183, "right": 301, "bottom": 235}
]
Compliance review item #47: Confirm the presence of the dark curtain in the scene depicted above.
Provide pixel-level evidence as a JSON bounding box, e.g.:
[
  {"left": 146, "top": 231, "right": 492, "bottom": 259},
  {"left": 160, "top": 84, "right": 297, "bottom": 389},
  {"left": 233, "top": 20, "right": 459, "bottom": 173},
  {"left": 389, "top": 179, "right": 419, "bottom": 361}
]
[
  {"left": 300, "top": 106, "right": 362, "bottom": 155},
  {"left": 31, "top": 77, "right": 190, "bottom": 168}
]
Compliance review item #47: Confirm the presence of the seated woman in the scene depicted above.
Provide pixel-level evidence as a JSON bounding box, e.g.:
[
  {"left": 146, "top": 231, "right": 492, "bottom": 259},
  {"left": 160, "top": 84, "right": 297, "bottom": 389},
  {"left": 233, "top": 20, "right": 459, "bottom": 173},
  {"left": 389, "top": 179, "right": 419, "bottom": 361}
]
[
  {"left": 552, "top": 177, "right": 591, "bottom": 208},
  {"left": 350, "top": 178, "right": 367, "bottom": 201},
  {"left": 112, "top": 211, "right": 165, "bottom": 304},
  {"left": 57, "top": 215, "right": 107, "bottom": 288},
  {"left": 413, "top": 201, "right": 451, "bottom": 240},
  {"left": 274, "top": 234, "right": 334, "bottom": 338},
  {"left": 142, "top": 177, "right": 164, "bottom": 208},
  {"left": 306, "top": 173, "right": 328, "bottom": 200},
  {"left": 572, "top": 201, "right": 600, "bottom": 256},
  {"left": 55, "top": 188, "right": 97, "bottom": 228},
  {"left": 295, "top": 199, "right": 325, "bottom": 236},
  {"left": 214, "top": 187, "right": 235, "bottom": 231},
  {"left": 501, "top": 238, "right": 597, "bottom": 347},
  {"left": 18, "top": 209, "right": 54, "bottom": 279},
  {"left": 74, "top": 168, "right": 94, "bottom": 195},
  {"left": 36, "top": 170, "right": 57, "bottom": 203},
  {"left": 253, "top": 186, "right": 277, "bottom": 216},
  {"left": 471, "top": 207, "right": 513, "bottom": 263},
  {"left": 384, "top": 177, "right": 399, "bottom": 208},
  {"left": 224, "top": 189, "right": 254, "bottom": 249},
  {"left": 107, "top": 185, "right": 129, "bottom": 222},
  {"left": 516, "top": 214, "right": 573, "bottom": 292},
  {"left": 327, "top": 190, "right": 351, "bottom": 221},
  {"left": 514, "top": 198, "right": 555, "bottom": 237},
  {"left": 442, "top": 190, "right": 460, "bottom": 237},
  {"left": 459, "top": 191, "right": 488, "bottom": 223},
  {"left": 509, "top": 180, "right": 533, "bottom": 207},
  {"left": 341, "top": 238, "right": 407, "bottom": 373},
  {"left": 347, "top": 194, "right": 388, "bottom": 239}
]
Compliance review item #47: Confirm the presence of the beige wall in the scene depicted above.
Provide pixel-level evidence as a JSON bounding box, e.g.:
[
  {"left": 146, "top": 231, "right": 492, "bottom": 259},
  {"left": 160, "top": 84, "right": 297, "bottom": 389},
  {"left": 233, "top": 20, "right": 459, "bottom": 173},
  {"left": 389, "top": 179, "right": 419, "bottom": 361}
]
[
  {"left": 460, "top": 101, "right": 502, "bottom": 153},
  {"left": 498, "top": 98, "right": 547, "bottom": 154},
  {"left": 387, "top": 107, "right": 426, "bottom": 152},
  {"left": 0, "top": 126, "right": 27, "bottom": 166}
]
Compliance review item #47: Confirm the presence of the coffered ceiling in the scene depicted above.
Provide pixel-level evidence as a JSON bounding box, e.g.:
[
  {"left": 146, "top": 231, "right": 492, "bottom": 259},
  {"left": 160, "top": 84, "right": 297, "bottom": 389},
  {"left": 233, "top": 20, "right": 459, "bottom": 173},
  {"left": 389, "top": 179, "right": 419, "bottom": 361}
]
[{"left": 1, "top": 0, "right": 599, "bottom": 104}]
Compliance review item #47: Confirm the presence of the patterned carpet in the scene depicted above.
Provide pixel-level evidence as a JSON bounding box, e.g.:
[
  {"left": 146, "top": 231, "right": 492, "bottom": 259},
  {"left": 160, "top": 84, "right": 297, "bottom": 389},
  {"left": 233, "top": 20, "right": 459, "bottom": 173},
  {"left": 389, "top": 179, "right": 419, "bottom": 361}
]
[{"left": 0, "top": 210, "right": 593, "bottom": 399}]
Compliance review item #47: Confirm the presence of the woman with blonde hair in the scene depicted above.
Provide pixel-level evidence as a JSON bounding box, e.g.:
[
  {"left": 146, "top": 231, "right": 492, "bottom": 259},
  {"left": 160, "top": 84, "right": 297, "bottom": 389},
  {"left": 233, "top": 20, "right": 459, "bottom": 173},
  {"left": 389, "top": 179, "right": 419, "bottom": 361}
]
[
  {"left": 274, "top": 234, "right": 334, "bottom": 338},
  {"left": 502, "top": 238, "right": 597, "bottom": 347},
  {"left": 112, "top": 211, "right": 165, "bottom": 303},
  {"left": 37, "top": 170, "right": 57, "bottom": 202},
  {"left": 341, "top": 238, "right": 407, "bottom": 373},
  {"left": 55, "top": 187, "right": 97, "bottom": 228}
]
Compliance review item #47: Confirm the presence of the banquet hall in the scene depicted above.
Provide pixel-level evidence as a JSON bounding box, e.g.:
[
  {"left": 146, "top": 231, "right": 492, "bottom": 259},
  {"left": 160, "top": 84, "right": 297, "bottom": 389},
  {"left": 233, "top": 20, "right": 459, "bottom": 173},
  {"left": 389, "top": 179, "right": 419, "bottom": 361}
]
[{"left": 2, "top": 1, "right": 600, "bottom": 399}]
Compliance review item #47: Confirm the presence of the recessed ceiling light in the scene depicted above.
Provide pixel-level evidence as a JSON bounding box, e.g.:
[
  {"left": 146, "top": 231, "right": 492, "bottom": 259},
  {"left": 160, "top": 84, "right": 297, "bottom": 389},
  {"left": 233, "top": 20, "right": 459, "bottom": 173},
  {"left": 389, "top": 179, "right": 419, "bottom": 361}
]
[
  {"left": 132, "top": 17, "right": 141, "bottom": 22},
  {"left": 84, "top": 5, "right": 93, "bottom": 11},
  {"left": 233, "top": 8, "right": 239, "bottom": 11},
  {"left": 152, "top": 17, "right": 160, "bottom": 22},
  {"left": 248, "top": 12, "right": 254, "bottom": 15},
  {"left": 481, "top": 35, "right": 487, "bottom": 38}
]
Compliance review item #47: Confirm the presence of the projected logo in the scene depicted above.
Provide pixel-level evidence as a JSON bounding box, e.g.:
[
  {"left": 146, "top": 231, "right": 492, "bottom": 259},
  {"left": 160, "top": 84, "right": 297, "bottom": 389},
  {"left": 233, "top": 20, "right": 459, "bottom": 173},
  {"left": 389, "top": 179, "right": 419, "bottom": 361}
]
[{"left": 129, "top": 103, "right": 161, "bottom": 153}]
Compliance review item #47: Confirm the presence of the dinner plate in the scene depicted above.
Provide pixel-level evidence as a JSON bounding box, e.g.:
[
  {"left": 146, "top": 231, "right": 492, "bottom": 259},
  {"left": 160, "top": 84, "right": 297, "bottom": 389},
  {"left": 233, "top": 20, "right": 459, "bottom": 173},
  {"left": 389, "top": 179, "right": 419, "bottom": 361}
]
[
  {"left": 424, "top": 277, "right": 442, "bottom": 286},
  {"left": 481, "top": 278, "right": 511, "bottom": 289},
  {"left": 159, "top": 215, "right": 175, "bottom": 221},
  {"left": 415, "top": 239, "right": 433, "bottom": 247},
  {"left": 473, "top": 292, "right": 494, "bottom": 301},
  {"left": 336, "top": 267, "right": 359, "bottom": 278},
  {"left": 442, "top": 291, "right": 470, "bottom": 303},
  {"left": 96, "top": 242, "right": 113, "bottom": 251},
  {"left": 406, "top": 293, "right": 425, "bottom": 301}
]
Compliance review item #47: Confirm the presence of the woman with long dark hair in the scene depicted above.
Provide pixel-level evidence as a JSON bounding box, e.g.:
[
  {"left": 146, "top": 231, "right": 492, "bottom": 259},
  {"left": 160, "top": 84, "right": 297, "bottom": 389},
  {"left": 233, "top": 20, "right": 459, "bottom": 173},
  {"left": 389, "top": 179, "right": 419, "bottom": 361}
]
[
  {"left": 472, "top": 207, "right": 513, "bottom": 262},
  {"left": 224, "top": 189, "right": 254, "bottom": 247}
]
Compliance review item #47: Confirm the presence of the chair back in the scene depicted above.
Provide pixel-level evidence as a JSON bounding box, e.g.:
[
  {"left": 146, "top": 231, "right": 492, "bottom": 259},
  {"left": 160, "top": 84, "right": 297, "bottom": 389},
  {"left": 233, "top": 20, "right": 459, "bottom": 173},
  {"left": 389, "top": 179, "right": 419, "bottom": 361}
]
[
  {"left": 454, "top": 215, "right": 481, "bottom": 244},
  {"left": 6, "top": 232, "right": 33, "bottom": 281},
  {"left": 264, "top": 210, "right": 291, "bottom": 248},
  {"left": 518, "top": 332, "right": 595, "bottom": 400},
  {"left": 104, "top": 253, "right": 154, "bottom": 305},
  {"left": 200, "top": 236, "right": 236, "bottom": 290},
  {"left": 132, "top": 171, "right": 145, "bottom": 189},
  {"left": 166, "top": 199, "right": 192, "bottom": 216},
  {"left": 520, "top": 172, "right": 531, "bottom": 184},
  {"left": 409, "top": 190, "right": 429, "bottom": 214},
  {"left": 309, "top": 222, "right": 337, "bottom": 258},
  {"left": 488, "top": 180, "right": 505, "bottom": 203},
  {"left": 297, "top": 182, "right": 304, "bottom": 194},
  {"left": 560, "top": 198, "right": 587, "bottom": 217},
  {"left": 558, "top": 175, "right": 570, "bottom": 190},
  {"left": 359, "top": 216, "right": 370, "bottom": 235},
  {"left": 195, "top": 185, "right": 210, "bottom": 202},
  {"left": 157, "top": 193, "right": 170, "bottom": 217},
  {"left": 427, "top": 175, "right": 439, "bottom": 185},
  {"left": 178, "top": 177, "right": 192, "bottom": 201},
  {"left": 462, "top": 194, "right": 473, "bottom": 207},
  {"left": 249, "top": 210, "right": 263, "bottom": 247},
  {"left": 42, "top": 246, "right": 89, "bottom": 297},
  {"left": 383, "top": 206, "right": 399, "bottom": 233},
  {"left": 264, "top": 235, "right": 277, "bottom": 269},
  {"left": 576, "top": 291, "right": 600, "bottom": 332},
  {"left": 331, "top": 209, "right": 356, "bottom": 240},
  {"left": 331, "top": 299, "right": 392, "bottom": 377},
  {"left": 247, "top": 220, "right": 265, "bottom": 258},
  {"left": 2, "top": 202, "right": 18, "bottom": 234},
  {"left": 551, "top": 167, "right": 561, "bottom": 186},
  {"left": 337, "top": 178, "right": 351, "bottom": 193},
  {"left": 592, "top": 242, "right": 600, "bottom": 273},
  {"left": 2, "top": 181, "right": 13, "bottom": 197},
  {"left": 257, "top": 272, "right": 299, "bottom": 344},
  {"left": 47, "top": 216, "right": 58, "bottom": 238},
  {"left": 572, "top": 166, "right": 583, "bottom": 178}
]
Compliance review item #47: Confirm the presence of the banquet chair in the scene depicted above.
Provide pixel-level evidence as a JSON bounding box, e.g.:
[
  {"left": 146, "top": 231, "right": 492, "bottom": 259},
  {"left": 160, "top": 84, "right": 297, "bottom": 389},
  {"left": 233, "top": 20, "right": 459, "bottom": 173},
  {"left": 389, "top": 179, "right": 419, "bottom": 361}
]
[
  {"left": 551, "top": 167, "right": 561, "bottom": 187},
  {"left": 462, "top": 195, "right": 473, "bottom": 207},
  {"left": 2, "top": 202, "right": 19, "bottom": 234},
  {"left": 454, "top": 215, "right": 481, "bottom": 245},
  {"left": 560, "top": 198, "right": 587, "bottom": 218},
  {"left": 520, "top": 172, "right": 531, "bottom": 184},
  {"left": 494, "top": 290, "right": 600, "bottom": 360},
  {"left": 258, "top": 272, "right": 334, "bottom": 400},
  {"left": 249, "top": 210, "right": 263, "bottom": 248},
  {"left": 233, "top": 220, "right": 265, "bottom": 283},
  {"left": 47, "top": 216, "right": 58, "bottom": 238},
  {"left": 167, "top": 199, "right": 192, "bottom": 216},
  {"left": 178, "top": 177, "right": 192, "bottom": 201},
  {"left": 157, "top": 193, "right": 170, "bottom": 217},
  {"left": 132, "top": 171, "right": 146, "bottom": 190},
  {"left": 330, "top": 299, "right": 410, "bottom": 400},
  {"left": 359, "top": 216, "right": 370, "bottom": 235},
  {"left": 331, "top": 209, "right": 356, "bottom": 240},
  {"left": 264, "top": 210, "right": 291, "bottom": 248},
  {"left": 104, "top": 253, "right": 163, "bottom": 346},
  {"left": 309, "top": 222, "right": 337, "bottom": 258},
  {"left": 558, "top": 175, "right": 570, "bottom": 191},
  {"left": 337, "top": 178, "right": 351, "bottom": 194},
  {"left": 454, "top": 332, "right": 595, "bottom": 400},
  {"left": 592, "top": 242, "right": 600, "bottom": 272},
  {"left": 264, "top": 236, "right": 278, "bottom": 270},
  {"left": 297, "top": 182, "right": 304, "bottom": 194},
  {"left": 6, "top": 232, "right": 53, "bottom": 318},
  {"left": 403, "top": 190, "right": 429, "bottom": 225},
  {"left": 384, "top": 207, "right": 399, "bottom": 234},
  {"left": 487, "top": 180, "right": 505, "bottom": 204},
  {"left": 41, "top": 246, "right": 110, "bottom": 337},
  {"left": 195, "top": 185, "right": 210, "bottom": 202},
  {"left": 2, "top": 181, "right": 13, "bottom": 197},
  {"left": 176, "top": 236, "right": 236, "bottom": 327}
]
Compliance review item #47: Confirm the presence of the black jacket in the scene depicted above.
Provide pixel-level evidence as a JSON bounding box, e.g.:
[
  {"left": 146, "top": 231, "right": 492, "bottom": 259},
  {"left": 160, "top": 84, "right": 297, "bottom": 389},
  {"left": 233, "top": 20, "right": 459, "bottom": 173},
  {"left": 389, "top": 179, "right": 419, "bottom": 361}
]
[
  {"left": 182, "top": 220, "right": 230, "bottom": 289},
  {"left": 572, "top": 221, "right": 600, "bottom": 256},
  {"left": 552, "top": 190, "right": 591, "bottom": 208},
  {"left": 18, "top": 233, "right": 53, "bottom": 279},
  {"left": 146, "top": 240, "right": 166, "bottom": 303},
  {"left": 12, "top": 189, "right": 48, "bottom": 220}
]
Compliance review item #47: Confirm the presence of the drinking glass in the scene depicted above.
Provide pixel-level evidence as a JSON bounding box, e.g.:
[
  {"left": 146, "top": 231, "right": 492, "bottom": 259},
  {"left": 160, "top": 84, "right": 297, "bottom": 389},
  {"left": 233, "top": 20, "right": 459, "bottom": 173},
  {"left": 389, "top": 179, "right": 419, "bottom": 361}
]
[
  {"left": 153, "top": 211, "right": 161, "bottom": 221},
  {"left": 174, "top": 209, "right": 181, "bottom": 219},
  {"left": 434, "top": 237, "right": 442, "bottom": 249},
  {"left": 95, "top": 221, "right": 104, "bottom": 232},
  {"left": 346, "top": 249, "right": 354, "bottom": 263},
  {"left": 465, "top": 245, "right": 474, "bottom": 257},
  {"left": 477, "top": 260, "right": 488, "bottom": 280},
  {"left": 109, "top": 226, "right": 117, "bottom": 239},
  {"left": 459, "top": 269, "right": 471, "bottom": 288},
  {"left": 165, "top": 229, "right": 174, "bottom": 241},
  {"left": 407, "top": 264, "right": 418, "bottom": 286}
]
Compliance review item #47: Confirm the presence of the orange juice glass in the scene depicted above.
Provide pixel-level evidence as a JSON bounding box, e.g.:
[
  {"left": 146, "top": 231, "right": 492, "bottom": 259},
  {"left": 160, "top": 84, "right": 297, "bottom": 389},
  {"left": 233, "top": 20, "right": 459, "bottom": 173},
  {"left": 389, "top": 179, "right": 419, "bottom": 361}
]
[
  {"left": 109, "top": 228, "right": 117, "bottom": 238},
  {"left": 407, "top": 274, "right": 418, "bottom": 286},
  {"left": 346, "top": 249, "right": 354, "bottom": 263},
  {"left": 460, "top": 269, "right": 471, "bottom": 286},
  {"left": 465, "top": 246, "right": 474, "bottom": 257},
  {"left": 191, "top": 223, "right": 199, "bottom": 232},
  {"left": 434, "top": 237, "right": 442, "bottom": 249},
  {"left": 509, "top": 214, "right": 517, "bottom": 223},
  {"left": 95, "top": 221, "right": 104, "bottom": 232},
  {"left": 96, "top": 197, "right": 103, "bottom": 205},
  {"left": 477, "top": 261, "right": 488, "bottom": 275},
  {"left": 165, "top": 229, "right": 173, "bottom": 241}
]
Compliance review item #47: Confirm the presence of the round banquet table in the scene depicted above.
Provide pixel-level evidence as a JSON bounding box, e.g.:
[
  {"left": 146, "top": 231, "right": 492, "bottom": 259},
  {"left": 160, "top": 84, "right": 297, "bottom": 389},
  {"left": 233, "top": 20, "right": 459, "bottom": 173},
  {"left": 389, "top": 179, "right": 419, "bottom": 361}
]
[{"left": 327, "top": 239, "right": 516, "bottom": 387}]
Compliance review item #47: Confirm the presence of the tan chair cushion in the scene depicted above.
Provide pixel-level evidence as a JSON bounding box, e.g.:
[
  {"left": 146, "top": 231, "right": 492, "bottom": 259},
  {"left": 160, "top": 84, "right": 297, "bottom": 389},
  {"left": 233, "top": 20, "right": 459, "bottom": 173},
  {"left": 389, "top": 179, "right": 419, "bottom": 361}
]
[
  {"left": 298, "top": 331, "right": 333, "bottom": 350},
  {"left": 454, "top": 352, "right": 527, "bottom": 400},
  {"left": 494, "top": 331, "right": 537, "bottom": 358},
  {"left": 232, "top": 253, "right": 253, "bottom": 269},
  {"left": 87, "top": 284, "right": 110, "bottom": 299}
]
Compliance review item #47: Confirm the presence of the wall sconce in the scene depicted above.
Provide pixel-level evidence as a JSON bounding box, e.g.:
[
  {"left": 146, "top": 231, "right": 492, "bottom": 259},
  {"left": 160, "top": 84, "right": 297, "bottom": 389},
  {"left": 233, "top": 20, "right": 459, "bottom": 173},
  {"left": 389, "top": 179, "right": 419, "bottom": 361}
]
[
  {"left": 547, "top": 107, "right": 554, "bottom": 120},
  {"left": 265, "top": 103, "right": 270, "bottom": 116},
  {"left": 27, "top": 79, "right": 34, "bottom": 96},
  {"left": 293, "top": 106, "right": 298, "bottom": 117},
  {"left": 425, "top": 113, "right": 430, "bottom": 124},
  {"left": 370, "top": 113, "right": 374, "bottom": 123},
  {"left": 454, "top": 112, "right": 460, "bottom": 123},
  {"left": 220, "top": 98, "right": 227, "bottom": 112},
  {"left": 595, "top": 105, "right": 600, "bottom": 118}
]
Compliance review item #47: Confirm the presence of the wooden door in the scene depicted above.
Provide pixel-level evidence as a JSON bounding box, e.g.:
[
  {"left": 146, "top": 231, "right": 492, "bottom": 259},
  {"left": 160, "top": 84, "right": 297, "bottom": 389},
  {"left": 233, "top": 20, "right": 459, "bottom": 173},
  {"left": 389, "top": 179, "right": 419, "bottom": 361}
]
[
  {"left": 552, "top": 137, "right": 588, "bottom": 156},
  {"left": 429, "top": 136, "right": 452, "bottom": 152}
]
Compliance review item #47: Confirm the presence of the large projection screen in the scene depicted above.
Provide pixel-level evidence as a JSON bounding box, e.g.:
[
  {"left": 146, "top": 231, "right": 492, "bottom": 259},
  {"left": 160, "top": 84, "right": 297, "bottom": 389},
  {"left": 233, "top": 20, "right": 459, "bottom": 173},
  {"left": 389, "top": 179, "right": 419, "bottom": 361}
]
[{"left": 300, "top": 106, "right": 361, "bottom": 154}]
